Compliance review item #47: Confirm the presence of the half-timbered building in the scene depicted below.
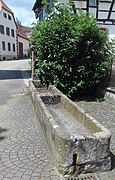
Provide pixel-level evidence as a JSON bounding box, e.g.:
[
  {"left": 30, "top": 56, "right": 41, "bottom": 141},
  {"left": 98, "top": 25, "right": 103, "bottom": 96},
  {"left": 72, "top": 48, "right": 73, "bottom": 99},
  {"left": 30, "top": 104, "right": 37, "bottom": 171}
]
[
  {"left": 75, "top": 0, "right": 115, "bottom": 38},
  {"left": 33, "top": 0, "right": 115, "bottom": 37}
]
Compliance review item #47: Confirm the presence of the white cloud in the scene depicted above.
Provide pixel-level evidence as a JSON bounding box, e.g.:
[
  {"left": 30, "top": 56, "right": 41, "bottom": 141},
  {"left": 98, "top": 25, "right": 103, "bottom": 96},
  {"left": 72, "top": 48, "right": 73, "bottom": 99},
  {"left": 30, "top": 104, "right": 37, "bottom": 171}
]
[
  {"left": 10, "top": 6, "right": 36, "bottom": 27},
  {"left": 4, "top": 0, "right": 36, "bottom": 26},
  {"left": 5, "top": 0, "right": 34, "bottom": 9}
]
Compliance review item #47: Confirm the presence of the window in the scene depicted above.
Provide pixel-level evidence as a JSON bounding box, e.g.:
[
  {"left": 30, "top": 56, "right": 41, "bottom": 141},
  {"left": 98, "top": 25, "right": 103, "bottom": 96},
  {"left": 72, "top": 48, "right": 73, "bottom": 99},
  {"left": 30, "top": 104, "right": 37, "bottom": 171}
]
[
  {"left": 89, "top": 0, "right": 96, "bottom": 6},
  {"left": 0, "top": 25, "right": 4, "bottom": 34},
  {"left": 13, "top": 44, "right": 15, "bottom": 52},
  {"left": 3, "top": 12, "right": 7, "bottom": 18},
  {"left": 2, "top": 41, "right": 5, "bottom": 51},
  {"left": 6, "top": 27, "right": 10, "bottom": 36},
  {"left": 8, "top": 43, "right": 11, "bottom": 51},
  {"left": 8, "top": 15, "right": 11, "bottom": 20},
  {"left": 11, "top": 29, "right": 15, "bottom": 37}
]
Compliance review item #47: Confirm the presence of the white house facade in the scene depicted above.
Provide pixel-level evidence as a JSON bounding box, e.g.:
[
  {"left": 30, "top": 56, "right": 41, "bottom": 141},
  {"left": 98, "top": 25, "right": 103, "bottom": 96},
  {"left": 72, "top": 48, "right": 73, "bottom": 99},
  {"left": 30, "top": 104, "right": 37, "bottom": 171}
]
[
  {"left": 0, "top": 0, "right": 17, "bottom": 60},
  {"left": 18, "top": 35, "right": 29, "bottom": 59},
  {"left": 17, "top": 22, "right": 31, "bottom": 58}
]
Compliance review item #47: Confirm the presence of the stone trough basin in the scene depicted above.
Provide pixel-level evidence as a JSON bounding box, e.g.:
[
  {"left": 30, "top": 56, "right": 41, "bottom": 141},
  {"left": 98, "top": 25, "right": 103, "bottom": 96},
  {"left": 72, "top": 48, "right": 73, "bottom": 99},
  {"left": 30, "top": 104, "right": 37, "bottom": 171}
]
[{"left": 29, "top": 80, "right": 111, "bottom": 176}]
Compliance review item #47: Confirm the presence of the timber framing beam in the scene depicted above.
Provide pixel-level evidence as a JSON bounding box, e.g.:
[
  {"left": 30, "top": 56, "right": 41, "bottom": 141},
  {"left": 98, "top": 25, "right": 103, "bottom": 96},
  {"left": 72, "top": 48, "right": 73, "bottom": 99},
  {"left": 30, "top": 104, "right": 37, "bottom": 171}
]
[
  {"left": 108, "top": 0, "right": 115, "bottom": 19},
  {"left": 32, "top": 0, "right": 115, "bottom": 25}
]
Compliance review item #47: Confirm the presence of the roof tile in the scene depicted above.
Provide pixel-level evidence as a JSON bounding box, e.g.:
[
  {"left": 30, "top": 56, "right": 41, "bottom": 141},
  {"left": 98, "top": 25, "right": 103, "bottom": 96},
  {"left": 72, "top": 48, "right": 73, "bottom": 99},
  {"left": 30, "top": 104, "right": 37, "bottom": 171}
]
[{"left": 0, "top": 0, "right": 12, "bottom": 13}]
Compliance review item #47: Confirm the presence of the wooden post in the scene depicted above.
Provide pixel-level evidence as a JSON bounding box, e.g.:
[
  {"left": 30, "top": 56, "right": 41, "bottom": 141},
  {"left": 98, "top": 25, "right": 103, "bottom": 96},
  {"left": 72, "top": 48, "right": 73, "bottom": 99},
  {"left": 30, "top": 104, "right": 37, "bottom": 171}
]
[
  {"left": 96, "top": 0, "right": 99, "bottom": 20},
  {"left": 108, "top": 0, "right": 114, "bottom": 19},
  {"left": 31, "top": 45, "right": 36, "bottom": 80},
  {"left": 87, "top": 0, "right": 89, "bottom": 12}
]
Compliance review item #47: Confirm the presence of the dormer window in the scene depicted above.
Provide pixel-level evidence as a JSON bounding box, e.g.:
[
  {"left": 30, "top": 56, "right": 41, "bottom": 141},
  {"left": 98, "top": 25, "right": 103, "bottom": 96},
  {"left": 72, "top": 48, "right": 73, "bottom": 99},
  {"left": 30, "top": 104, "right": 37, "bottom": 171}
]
[
  {"left": 3, "top": 12, "right": 7, "bottom": 18},
  {"left": 8, "top": 15, "right": 11, "bottom": 20}
]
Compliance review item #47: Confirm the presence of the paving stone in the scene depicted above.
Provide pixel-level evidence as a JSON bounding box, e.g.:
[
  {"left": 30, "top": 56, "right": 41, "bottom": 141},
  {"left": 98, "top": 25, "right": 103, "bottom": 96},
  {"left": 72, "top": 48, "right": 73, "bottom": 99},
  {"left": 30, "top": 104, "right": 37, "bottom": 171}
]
[
  {"left": 41, "top": 177, "right": 51, "bottom": 180},
  {"left": 32, "top": 173, "right": 41, "bottom": 177},
  {"left": 30, "top": 177, "right": 39, "bottom": 180},
  {"left": 2, "top": 178, "right": 11, "bottom": 180},
  {"left": 5, "top": 173, "right": 14, "bottom": 178},
  {"left": 23, "top": 169, "right": 33, "bottom": 175},
  {"left": 0, "top": 175, "right": 4, "bottom": 179},
  {"left": 21, "top": 175, "right": 31, "bottom": 180},
  {"left": 50, "top": 176, "right": 61, "bottom": 180},
  {"left": 41, "top": 171, "right": 50, "bottom": 176},
  {"left": 11, "top": 176, "right": 22, "bottom": 180}
]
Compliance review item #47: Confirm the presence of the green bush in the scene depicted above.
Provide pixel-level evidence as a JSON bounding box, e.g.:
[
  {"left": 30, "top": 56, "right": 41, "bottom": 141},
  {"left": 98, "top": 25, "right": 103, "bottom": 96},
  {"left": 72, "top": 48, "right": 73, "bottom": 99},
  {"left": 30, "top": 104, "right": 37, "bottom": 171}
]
[{"left": 30, "top": 5, "right": 114, "bottom": 100}]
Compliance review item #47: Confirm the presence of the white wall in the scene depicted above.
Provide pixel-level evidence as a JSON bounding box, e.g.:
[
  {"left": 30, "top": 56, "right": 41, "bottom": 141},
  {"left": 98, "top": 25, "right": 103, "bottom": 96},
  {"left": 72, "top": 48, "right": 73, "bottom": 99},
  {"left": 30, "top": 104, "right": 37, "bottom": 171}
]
[
  {"left": 97, "top": 2, "right": 115, "bottom": 38},
  {"left": 0, "top": 8, "right": 17, "bottom": 60}
]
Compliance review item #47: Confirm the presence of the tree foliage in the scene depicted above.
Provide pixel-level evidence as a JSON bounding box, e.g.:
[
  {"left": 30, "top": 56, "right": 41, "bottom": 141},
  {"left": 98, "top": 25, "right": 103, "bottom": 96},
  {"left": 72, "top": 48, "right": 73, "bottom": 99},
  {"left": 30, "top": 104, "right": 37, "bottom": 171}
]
[{"left": 30, "top": 4, "right": 114, "bottom": 99}]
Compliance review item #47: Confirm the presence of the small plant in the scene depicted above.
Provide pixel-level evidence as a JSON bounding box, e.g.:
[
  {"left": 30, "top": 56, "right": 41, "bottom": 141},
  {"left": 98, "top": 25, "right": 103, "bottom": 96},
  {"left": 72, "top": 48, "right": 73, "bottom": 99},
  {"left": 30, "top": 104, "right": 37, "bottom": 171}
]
[
  {"left": 30, "top": 4, "right": 115, "bottom": 100},
  {"left": 95, "top": 97, "right": 105, "bottom": 102}
]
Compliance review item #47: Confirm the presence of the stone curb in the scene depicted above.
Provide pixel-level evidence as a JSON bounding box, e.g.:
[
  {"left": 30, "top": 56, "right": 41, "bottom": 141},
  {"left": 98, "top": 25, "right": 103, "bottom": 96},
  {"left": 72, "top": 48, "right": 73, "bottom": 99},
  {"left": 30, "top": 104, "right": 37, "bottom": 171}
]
[{"left": 106, "top": 87, "right": 115, "bottom": 97}]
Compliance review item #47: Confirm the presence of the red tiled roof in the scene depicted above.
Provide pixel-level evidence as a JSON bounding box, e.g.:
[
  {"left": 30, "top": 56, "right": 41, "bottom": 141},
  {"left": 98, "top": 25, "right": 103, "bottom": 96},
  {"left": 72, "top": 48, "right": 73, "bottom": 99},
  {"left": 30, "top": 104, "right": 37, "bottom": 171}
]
[
  {"left": 22, "top": 26, "right": 32, "bottom": 33},
  {"left": 16, "top": 22, "right": 31, "bottom": 40},
  {"left": 0, "top": 0, "right": 13, "bottom": 13}
]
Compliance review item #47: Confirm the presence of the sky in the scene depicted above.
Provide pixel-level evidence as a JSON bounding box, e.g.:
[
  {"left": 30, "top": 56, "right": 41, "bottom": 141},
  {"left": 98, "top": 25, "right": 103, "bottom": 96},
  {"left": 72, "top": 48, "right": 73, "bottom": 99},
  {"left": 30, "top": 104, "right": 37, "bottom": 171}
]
[{"left": 4, "top": 0, "right": 36, "bottom": 27}]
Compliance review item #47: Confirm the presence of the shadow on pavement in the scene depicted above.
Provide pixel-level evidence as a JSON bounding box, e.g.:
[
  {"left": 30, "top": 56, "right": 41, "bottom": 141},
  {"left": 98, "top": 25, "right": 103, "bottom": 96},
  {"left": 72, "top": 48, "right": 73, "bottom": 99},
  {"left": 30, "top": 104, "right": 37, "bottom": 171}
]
[
  {"left": 110, "top": 151, "right": 115, "bottom": 170},
  {"left": 0, "top": 127, "right": 8, "bottom": 141},
  {"left": 0, "top": 70, "right": 31, "bottom": 80}
]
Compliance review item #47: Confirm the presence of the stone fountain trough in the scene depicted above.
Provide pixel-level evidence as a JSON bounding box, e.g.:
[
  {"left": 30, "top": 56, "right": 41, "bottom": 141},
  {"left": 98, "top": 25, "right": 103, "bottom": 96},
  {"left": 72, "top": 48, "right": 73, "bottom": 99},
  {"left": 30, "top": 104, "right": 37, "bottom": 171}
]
[{"left": 29, "top": 80, "right": 111, "bottom": 176}]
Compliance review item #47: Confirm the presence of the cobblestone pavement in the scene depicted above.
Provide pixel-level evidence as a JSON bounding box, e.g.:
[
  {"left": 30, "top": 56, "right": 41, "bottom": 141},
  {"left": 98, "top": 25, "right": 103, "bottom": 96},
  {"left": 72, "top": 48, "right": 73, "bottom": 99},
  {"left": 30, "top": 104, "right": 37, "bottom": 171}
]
[{"left": 0, "top": 59, "right": 60, "bottom": 180}]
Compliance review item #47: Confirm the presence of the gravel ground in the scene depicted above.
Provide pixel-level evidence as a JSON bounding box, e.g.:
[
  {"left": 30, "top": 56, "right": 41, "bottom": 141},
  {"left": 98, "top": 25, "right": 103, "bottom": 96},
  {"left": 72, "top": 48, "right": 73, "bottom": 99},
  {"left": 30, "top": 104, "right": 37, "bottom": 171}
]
[
  {"left": 75, "top": 96, "right": 115, "bottom": 151},
  {"left": 75, "top": 95, "right": 115, "bottom": 179}
]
